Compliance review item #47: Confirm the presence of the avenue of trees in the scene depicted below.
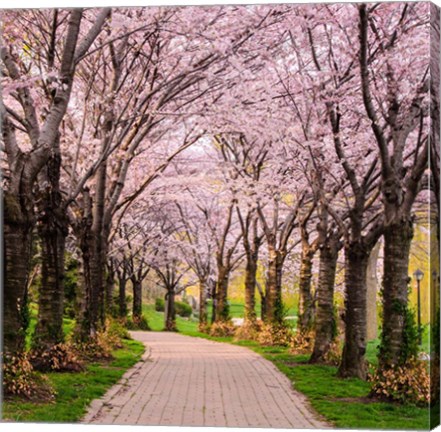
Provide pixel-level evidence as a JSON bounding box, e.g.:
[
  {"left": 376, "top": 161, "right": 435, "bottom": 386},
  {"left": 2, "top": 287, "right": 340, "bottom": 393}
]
[{"left": 1, "top": 2, "right": 439, "bottom": 401}]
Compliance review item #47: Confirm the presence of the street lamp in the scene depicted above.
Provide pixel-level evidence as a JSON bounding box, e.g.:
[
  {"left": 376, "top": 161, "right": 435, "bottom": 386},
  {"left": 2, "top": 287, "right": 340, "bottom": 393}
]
[{"left": 413, "top": 269, "right": 424, "bottom": 345}]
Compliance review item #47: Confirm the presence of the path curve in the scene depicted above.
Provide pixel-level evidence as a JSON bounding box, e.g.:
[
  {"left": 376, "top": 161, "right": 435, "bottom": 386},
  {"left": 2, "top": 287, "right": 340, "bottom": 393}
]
[{"left": 83, "top": 331, "right": 328, "bottom": 428}]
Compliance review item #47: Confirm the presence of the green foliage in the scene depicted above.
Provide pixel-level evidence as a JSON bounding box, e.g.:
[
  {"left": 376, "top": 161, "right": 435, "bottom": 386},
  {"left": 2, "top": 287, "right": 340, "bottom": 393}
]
[
  {"left": 106, "top": 318, "right": 132, "bottom": 340},
  {"left": 378, "top": 286, "right": 419, "bottom": 366},
  {"left": 175, "top": 301, "right": 192, "bottom": 317},
  {"left": 400, "top": 305, "right": 420, "bottom": 365},
  {"left": 155, "top": 297, "right": 165, "bottom": 312}
]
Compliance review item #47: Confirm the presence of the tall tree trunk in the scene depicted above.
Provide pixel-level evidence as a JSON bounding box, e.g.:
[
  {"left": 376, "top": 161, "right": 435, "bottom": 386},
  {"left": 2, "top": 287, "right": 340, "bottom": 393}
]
[
  {"left": 199, "top": 279, "right": 208, "bottom": 326},
  {"left": 33, "top": 141, "right": 69, "bottom": 349},
  {"left": 310, "top": 236, "right": 339, "bottom": 363},
  {"left": 73, "top": 190, "right": 96, "bottom": 341},
  {"left": 297, "top": 247, "right": 315, "bottom": 334},
  {"left": 3, "top": 193, "right": 33, "bottom": 354},
  {"left": 132, "top": 279, "right": 142, "bottom": 321},
  {"left": 244, "top": 254, "right": 258, "bottom": 322},
  {"left": 105, "top": 265, "right": 115, "bottom": 315},
  {"left": 265, "top": 247, "right": 284, "bottom": 324},
  {"left": 165, "top": 290, "right": 176, "bottom": 331},
  {"left": 379, "top": 219, "right": 414, "bottom": 367},
  {"left": 215, "top": 264, "right": 230, "bottom": 322},
  {"left": 256, "top": 281, "right": 266, "bottom": 321},
  {"left": 33, "top": 222, "right": 67, "bottom": 349},
  {"left": 338, "top": 242, "right": 370, "bottom": 379},
  {"left": 118, "top": 276, "right": 127, "bottom": 318},
  {"left": 366, "top": 241, "right": 381, "bottom": 340}
]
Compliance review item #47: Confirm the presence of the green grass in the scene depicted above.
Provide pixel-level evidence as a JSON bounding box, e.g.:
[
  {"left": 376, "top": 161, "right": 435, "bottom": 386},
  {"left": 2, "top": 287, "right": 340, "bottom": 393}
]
[{"left": 2, "top": 339, "right": 145, "bottom": 422}]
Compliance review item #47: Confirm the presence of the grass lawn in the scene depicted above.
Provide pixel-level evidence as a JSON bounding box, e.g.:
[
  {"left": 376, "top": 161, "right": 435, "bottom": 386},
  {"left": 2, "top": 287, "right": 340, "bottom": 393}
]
[
  {"left": 2, "top": 339, "right": 145, "bottom": 422},
  {"left": 143, "top": 303, "right": 430, "bottom": 430}
]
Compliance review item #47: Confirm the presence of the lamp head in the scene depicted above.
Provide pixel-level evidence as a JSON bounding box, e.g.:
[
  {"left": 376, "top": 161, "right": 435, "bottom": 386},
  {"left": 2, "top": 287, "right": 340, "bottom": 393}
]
[{"left": 413, "top": 268, "right": 424, "bottom": 282}]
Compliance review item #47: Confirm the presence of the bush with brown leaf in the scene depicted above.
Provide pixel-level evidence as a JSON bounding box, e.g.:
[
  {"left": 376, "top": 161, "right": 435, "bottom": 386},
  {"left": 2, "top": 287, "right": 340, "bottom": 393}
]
[
  {"left": 209, "top": 321, "right": 236, "bottom": 337},
  {"left": 30, "top": 343, "right": 84, "bottom": 372},
  {"left": 234, "top": 320, "right": 263, "bottom": 341},
  {"left": 257, "top": 323, "right": 294, "bottom": 347},
  {"left": 289, "top": 331, "right": 314, "bottom": 354},
  {"left": 3, "top": 353, "right": 55, "bottom": 402},
  {"left": 369, "top": 359, "right": 430, "bottom": 406}
]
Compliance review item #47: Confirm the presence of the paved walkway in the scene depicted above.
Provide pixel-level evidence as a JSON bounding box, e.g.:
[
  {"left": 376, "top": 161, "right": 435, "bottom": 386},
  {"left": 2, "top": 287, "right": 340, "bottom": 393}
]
[{"left": 83, "top": 331, "right": 328, "bottom": 428}]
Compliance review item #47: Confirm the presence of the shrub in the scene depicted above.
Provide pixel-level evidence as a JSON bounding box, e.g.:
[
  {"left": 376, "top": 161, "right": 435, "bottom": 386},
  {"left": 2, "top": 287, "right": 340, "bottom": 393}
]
[
  {"left": 198, "top": 322, "right": 211, "bottom": 334},
  {"left": 290, "top": 331, "right": 314, "bottom": 354},
  {"left": 369, "top": 359, "right": 430, "bottom": 406},
  {"left": 126, "top": 315, "right": 150, "bottom": 331},
  {"left": 175, "top": 301, "right": 192, "bottom": 317},
  {"left": 30, "top": 343, "right": 84, "bottom": 372},
  {"left": 155, "top": 298, "right": 165, "bottom": 312},
  {"left": 209, "top": 321, "right": 236, "bottom": 337},
  {"left": 107, "top": 318, "right": 132, "bottom": 341},
  {"left": 257, "top": 322, "right": 294, "bottom": 347},
  {"left": 234, "top": 320, "right": 263, "bottom": 341},
  {"left": 3, "top": 353, "right": 55, "bottom": 401},
  {"left": 324, "top": 338, "right": 343, "bottom": 366}
]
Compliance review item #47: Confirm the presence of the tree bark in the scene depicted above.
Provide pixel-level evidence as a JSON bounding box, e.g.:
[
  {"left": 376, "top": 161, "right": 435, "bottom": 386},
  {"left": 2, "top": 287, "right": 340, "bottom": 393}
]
[
  {"left": 366, "top": 241, "right": 381, "bottom": 340},
  {"left": 244, "top": 255, "right": 258, "bottom": 322},
  {"left": 3, "top": 192, "right": 33, "bottom": 354},
  {"left": 310, "top": 235, "right": 339, "bottom": 363},
  {"left": 338, "top": 242, "right": 370, "bottom": 379},
  {"left": 215, "top": 264, "right": 230, "bottom": 322},
  {"left": 132, "top": 279, "right": 143, "bottom": 320},
  {"left": 105, "top": 265, "right": 115, "bottom": 315},
  {"left": 265, "top": 247, "right": 284, "bottom": 324},
  {"left": 33, "top": 138, "right": 69, "bottom": 349},
  {"left": 118, "top": 276, "right": 127, "bottom": 318},
  {"left": 33, "top": 222, "right": 67, "bottom": 349},
  {"left": 297, "top": 246, "right": 315, "bottom": 334},
  {"left": 199, "top": 279, "right": 208, "bottom": 326},
  {"left": 165, "top": 290, "right": 177, "bottom": 331},
  {"left": 379, "top": 219, "right": 414, "bottom": 367}
]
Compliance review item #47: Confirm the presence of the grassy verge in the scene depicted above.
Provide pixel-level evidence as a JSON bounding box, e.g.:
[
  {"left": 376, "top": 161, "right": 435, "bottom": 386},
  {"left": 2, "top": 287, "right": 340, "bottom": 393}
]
[
  {"left": 2, "top": 339, "right": 145, "bottom": 423},
  {"left": 143, "top": 303, "right": 429, "bottom": 430}
]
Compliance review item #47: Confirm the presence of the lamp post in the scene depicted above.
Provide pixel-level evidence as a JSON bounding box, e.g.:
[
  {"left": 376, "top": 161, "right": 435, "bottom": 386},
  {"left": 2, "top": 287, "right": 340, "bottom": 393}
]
[{"left": 413, "top": 269, "right": 424, "bottom": 345}]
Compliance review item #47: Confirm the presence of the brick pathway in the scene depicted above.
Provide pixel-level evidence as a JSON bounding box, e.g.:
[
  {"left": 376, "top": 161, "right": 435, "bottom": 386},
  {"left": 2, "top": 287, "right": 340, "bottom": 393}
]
[{"left": 83, "top": 331, "right": 328, "bottom": 428}]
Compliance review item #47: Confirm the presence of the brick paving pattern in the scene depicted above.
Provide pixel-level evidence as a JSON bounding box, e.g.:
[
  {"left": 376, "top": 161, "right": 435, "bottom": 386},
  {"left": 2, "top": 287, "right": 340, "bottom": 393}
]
[{"left": 83, "top": 331, "right": 329, "bottom": 428}]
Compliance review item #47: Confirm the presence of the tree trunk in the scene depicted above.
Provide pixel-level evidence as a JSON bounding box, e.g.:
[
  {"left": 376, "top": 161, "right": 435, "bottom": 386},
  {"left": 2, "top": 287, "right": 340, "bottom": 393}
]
[
  {"left": 215, "top": 264, "right": 230, "bottom": 322},
  {"left": 366, "top": 241, "right": 381, "bottom": 341},
  {"left": 132, "top": 279, "right": 142, "bottom": 320},
  {"left": 338, "top": 242, "right": 370, "bottom": 379},
  {"left": 33, "top": 221, "right": 67, "bottom": 349},
  {"left": 3, "top": 193, "right": 33, "bottom": 354},
  {"left": 244, "top": 254, "right": 258, "bottom": 322},
  {"left": 297, "top": 247, "right": 315, "bottom": 334},
  {"left": 105, "top": 266, "right": 115, "bottom": 315},
  {"left": 310, "top": 236, "right": 339, "bottom": 363},
  {"left": 199, "top": 279, "right": 208, "bottom": 326},
  {"left": 165, "top": 290, "right": 176, "bottom": 331},
  {"left": 33, "top": 144, "right": 69, "bottom": 350},
  {"left": 265, "top": 247, "right": 284, "bottom": 324},
  {"left": 379, "top": 219, "right": 414, "bottom": 368},
  {"left": 118, "top": 276, "right": 127, "bottom": 318}
]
